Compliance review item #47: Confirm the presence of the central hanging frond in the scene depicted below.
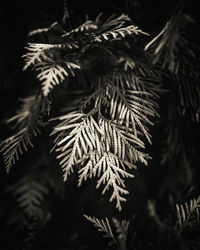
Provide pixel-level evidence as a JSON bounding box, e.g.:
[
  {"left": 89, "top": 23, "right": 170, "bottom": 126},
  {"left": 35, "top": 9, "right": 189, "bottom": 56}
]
[
  {"left": 51, "top": 65, "right": 161, "bottom": 210},
  {"left": 2, "top": 12, "right": 163, "bottom": 210}
]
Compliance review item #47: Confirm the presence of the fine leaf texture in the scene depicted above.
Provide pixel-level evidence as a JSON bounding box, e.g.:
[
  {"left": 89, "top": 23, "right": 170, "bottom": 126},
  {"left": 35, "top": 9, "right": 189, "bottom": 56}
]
[
  {"left": 144, "top": 11, "right": 197, "bottom": 75},
  {"left": 84, "top": 215, "right": 116, "bottom": 242},
  {"left": 94, "top": 25, "right": 149, "bottom": 43},
  {"left": 36, "top": 62, "right": 80, "bottom": 96},
  {"left": 5, "top": 175, "right": 49, "bottom": 218},
  {"left": 22, "top": 43, "right": 65, "bottom": 71},
  {"left": 0, "top": 94, "right": 50, "bottom": 172},
  {"left": 0, "top": 128, "right": 33, "bottom": 173},
  {"left": 3, "top": 12, "right": 162, "bottom": 211},
  {"left": 176, "top": 196, "right": 200, "bottom": 231}
]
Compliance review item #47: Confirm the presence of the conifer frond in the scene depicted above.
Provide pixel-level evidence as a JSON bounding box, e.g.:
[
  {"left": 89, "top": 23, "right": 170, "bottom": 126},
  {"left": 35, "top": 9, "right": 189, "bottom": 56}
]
[
  {"left": 63, "top": 20, "right": 98, "bottom": 37},
  {"left": 94, "top": 151, "right": 135, "bottom": 211},
  {"left": 176, "top": 196, "right": 200, "bottom": 231},
  {"left": 6, "top": 176, "right": 49, "bottom": 217},
  {"left": 84, "top": 215, "right": 129, "bottom": 246},
  {"left": 93, "top": 13, "right": 148, "bottom": 44},
  {"left": 94, "top": 25, "right": 148, "bottom": 43},
  {"left": 107, "top": 85, "right": 156, "bottom": 143},
  {"left": 22, "top": 43, "right": 65, "bottom": 71},
  {"left": 77, "top": 138, "right": 146, "bottom": 211},
  {"left": 0, "top": 128, "right": 33, "bottom": 173},
  {"left": 52, "top": 110, "right": 148, "bottom": 210},
  {"left": 120, "top": 70, "right": 163, "bottom": 99},
  {"left": 28, "top": 21, "right": 59, "bottom": 37},
  {"left": 144, "top": 11, "right": 197, "bottom": 74},
  {"left": 36, "top": 62, "right": 80, "bottom": 96},
  {"left": 97, "top": 13, "right": 131, "bottom": 30},
  {"left": 0, "top": 94, "right": 50, "bottom": 172},
  {"left": 112, "top": 217, "right": 129, "bottom": 241},
  {"left": 19, "top": 10, "right": 162, "bottom": 211},
  {"left": 84, "top": 215, "right": 116, "bottom": 241},
  {"left": 51, "top": 66, "right": 160, "bottom": 209},
  {"left": 118, "top": 56, "right": 136, "bottom": 71},
  {"left": 173, "top": 74, "right": 200, "bottom": 122},
  {"left": 51, "top": 112, "right": 100, "bottom": 181}
]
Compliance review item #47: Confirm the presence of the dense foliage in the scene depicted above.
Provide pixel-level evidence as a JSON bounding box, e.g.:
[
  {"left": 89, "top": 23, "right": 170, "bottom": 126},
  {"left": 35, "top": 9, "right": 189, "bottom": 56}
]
[{"left": 0, "top": 0, "right": 200, "bottom": 249}]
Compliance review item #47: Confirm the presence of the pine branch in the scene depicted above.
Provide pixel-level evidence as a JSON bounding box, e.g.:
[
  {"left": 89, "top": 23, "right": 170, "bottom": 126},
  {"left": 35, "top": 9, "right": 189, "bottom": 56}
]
[
  {"left": 63, "top": 20, "right": 98, "bottom": 37},
  {"left": 22, "top": 43, "right": 65, "bottom": 71},
  {"left": 84, "top": 215, "right": 116, "bottom": 242},
  {"left": 50, "top": 63, "right": 161, "bottom": 210},
  {"left": 94, "top": 25, "right": 149, "bottom": 43},
  {"left": 94, "top": 151, "right": 135, "bottom": 211},
  {"left": 108, "top": 85, "right": 156, "bottom": 143},
  {"left": 96, "top": 14, "right": 131, "bottom": 31},
  {"left": 144, "top": 10, "right": 198, "bottom": 75},
  {"left": 23, "top": 13, "right": 148, "bottom": 97},
  {"left": 28, "top": 21, "right": 62, "bottom": 37},
  {"left": 6, "top": 175, "right": 49, "bottom": 218},
  {"left": 84, "top": 215, "right": 129, "bottom": 248},
  {"left": 51, "top": 111, "right": 137, "bottom": 210},
  {"left": 0, "top": 94, "right": 50, "bottom": 172},
  {"left": 51, "top": 83, "right": 154, "bottom": 209},
  {"left": 5, "top": 174, "right": 52, "bottom": 250},
  {"left": 51, "top": 112, "right": 99, "bottom": 180},
  {"left": 17, "top": 11, "right": 162, "bottom": 211},
  {"left": 0, "top": 128, "right": 33, "bottom": 173},
  {"left": 35, "top": 61, "right": 80, "bottom": 96},
  {"left": 51, "top": 111, "right": 149, "bottom": 210},
  {"left": 176, "top": 196, "right": 200, "bottom": 232}
]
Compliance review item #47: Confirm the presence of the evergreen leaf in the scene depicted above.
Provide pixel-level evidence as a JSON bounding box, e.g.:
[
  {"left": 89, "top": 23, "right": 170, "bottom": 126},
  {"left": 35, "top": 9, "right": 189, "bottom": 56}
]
[
  {"left": 94, "top": 25, "right": 148, "bottom": 43},
  {"left": 145, "top": 11, "right": 198, "bottom": 75},
  {"left": 63, "top": 20, "right": 98, "bottom": 37},
  {"left": 176, "top": 196, "right": 200, "bottom": 231},
  {"left": 84, "top": 215, "right": 116, "bottom": 242},
  {"left": 22, "top": 43, "right": 65, "bottom": 71},
  {"left": 0, "top": 94, "right": 50, "bottom": 172},
  {"left": 36, "top": 62, "right": 80, "bottom": 96},
  {"left": 5, "top": 175, "right": 49, "bottom": 218}
]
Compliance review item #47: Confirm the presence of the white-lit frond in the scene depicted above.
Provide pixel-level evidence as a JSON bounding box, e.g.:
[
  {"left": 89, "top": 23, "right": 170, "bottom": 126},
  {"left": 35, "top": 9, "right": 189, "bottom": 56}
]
[
  {"left": 176, "top": 196, "right": 200, "bottom": 231},
  {"left": 22, "top": 43, "right": 64, "bottom": 71},
  {"left": 109, "top": 86, "right": 156, "bottom": 143},
  {"left": 0, "top": 94, "right": 50, "bottom": 172},
  {"left": 0, "top": 128, "right": 33, "bottom": 173},
  {"left": 84, "top": 215, "right": 116, "bottom": 241},
  {"left": 51, "top": 113, "right": 101, "bottom": 181},
  {"left": 36, "top": 62, "right": 80, "bottom": 96},
  {"left": 95, "top": 25, "right": 148, "bottom": 42},
  {"left": 94, "top": 151, "right": 134, "bottom": 211}
]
